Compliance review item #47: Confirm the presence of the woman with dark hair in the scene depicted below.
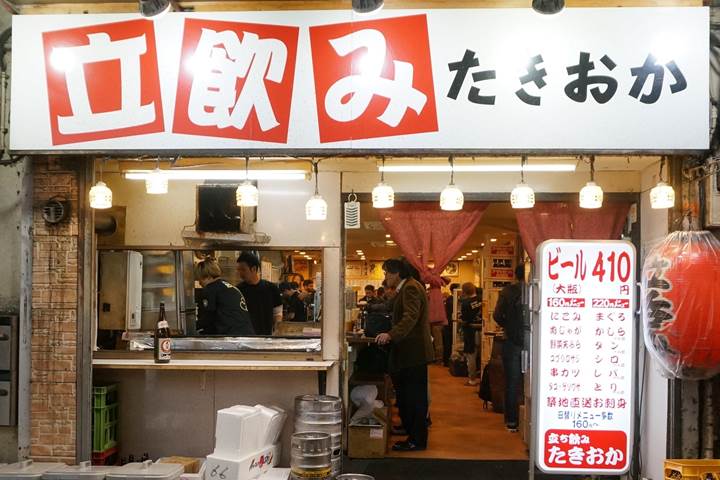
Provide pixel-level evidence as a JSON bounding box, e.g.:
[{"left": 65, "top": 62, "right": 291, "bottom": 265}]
[{"left": 375, "top": 257, "right": 434, "bottom": 452}]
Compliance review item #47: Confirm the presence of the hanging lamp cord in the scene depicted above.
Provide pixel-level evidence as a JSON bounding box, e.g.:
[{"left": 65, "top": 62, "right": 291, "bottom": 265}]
[
  {"left": 590, "top": 156, "right": 596, "bottom": 182},
  {"left": 521, "top": 155, "right": 527, "bottom": 184},
  {"left": 380, "top": 156, "right": 386, "bottom": 183},
  {"left": 449, "top": 155, "right": 455, "bottom": 185},
  {"left": 245, "top": 156, "right": 250, "bottom": 181},
  {"left": 659, "top": 156, "right": 666, "bottom": 183},
  {"left": 313, "top": 160, "right": 320, "bottom": 195}
]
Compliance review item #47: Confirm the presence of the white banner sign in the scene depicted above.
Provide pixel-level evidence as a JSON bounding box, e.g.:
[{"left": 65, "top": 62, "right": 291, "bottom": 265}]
[
  {"left": 10, "top": 8, "right": 709, "bottom": 151},
  {"left": 534, "top": 240, "right": 636, "bottom": 475}
]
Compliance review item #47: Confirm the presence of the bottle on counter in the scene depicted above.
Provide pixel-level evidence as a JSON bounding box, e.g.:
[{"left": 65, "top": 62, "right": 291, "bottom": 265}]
[{"left": 154, "top": 302, "right": 171, "bottom": 364}]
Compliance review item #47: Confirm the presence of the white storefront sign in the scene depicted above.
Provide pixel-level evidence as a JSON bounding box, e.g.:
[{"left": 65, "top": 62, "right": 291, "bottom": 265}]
[
  {"left": 534, "top": 240, "right": 636, "bottom": 475},
  {"left": 10, "top": 8, "right": 708, "bottom": 151}
]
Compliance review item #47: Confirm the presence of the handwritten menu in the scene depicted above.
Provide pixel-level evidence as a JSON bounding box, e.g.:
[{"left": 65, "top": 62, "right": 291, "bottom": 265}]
[{"left": 535, "top": 241, "right": 635, "bottom": 475}]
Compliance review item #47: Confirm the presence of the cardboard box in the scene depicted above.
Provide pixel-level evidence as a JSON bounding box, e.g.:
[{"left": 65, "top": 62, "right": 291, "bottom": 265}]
[{"left": 347, "top": 408, "right": 388, "bottom": 459}]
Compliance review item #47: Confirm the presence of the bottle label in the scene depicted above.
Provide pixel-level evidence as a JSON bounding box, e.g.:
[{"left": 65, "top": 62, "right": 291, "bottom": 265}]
[
  {"left": 159, "top": 338, "right": 171, "bottom": 360},
  {"left": 157, "top": 321, "right": 169, "bottom": 329}
]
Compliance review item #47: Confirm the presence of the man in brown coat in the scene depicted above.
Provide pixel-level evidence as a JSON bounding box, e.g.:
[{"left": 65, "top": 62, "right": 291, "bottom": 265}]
[{"left": 376, "top": 258, "right": 434, "bottom": 451}]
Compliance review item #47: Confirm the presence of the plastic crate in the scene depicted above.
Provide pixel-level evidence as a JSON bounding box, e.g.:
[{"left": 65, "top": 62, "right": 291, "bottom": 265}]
[
  {"left": 94, "top": 404, "right": 118, "bottom": 426},
  {"left": 91, "top": 446, "right": 119, "bottom": 466},
  {"left": 665, "top": 459, "right": 720, "bottom": 480},
  {"left": 93, "top": 384, "right": 118, "bottom": 408},
  {"left": 92, "top": 420, "right": 118, "bottom": 452}
]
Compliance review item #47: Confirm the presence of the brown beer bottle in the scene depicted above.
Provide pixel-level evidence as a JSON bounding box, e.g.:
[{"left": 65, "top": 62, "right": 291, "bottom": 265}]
[{"left": 154, "top": 302, "right": 171, "bottom": 363}]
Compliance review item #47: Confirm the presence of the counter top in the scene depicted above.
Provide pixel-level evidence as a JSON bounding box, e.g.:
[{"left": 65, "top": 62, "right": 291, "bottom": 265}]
[{"left": 92, "top": 358, "right": 335, "bottom": 371}]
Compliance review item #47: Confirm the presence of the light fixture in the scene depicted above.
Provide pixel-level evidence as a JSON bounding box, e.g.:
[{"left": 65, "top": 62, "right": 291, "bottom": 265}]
[
  {"left": 650, "top": 156, "right": 675, "bottom": 209},
  {"left": 379, "top": 161, "right": 576, "bottom": 173},
  {"left": 299, "top": 251, "right": 306, "bottom": 255},
  {"left": 139, "top": 0, "right": 172, "bottom": 17},
  {"left": 532, "top": 0, "right": 564, "bottom": 14},
  {"left": 145, "top": 158, "right": 168, "bottom": 195},
  {"left": 490, "top": 238, "right": 497, "bottom": 243},
  {"left": 372, "top": 157, "right": 395, "bottom": 208},
  {"left": 125, "top": 169, "right": 306, "bottom": 181},
  {"left": 471, "top": 249, "right": 478, "bottom": 253},
  {"left": 236, "top": 157, "right": 259, "bottom": 207},
  {"left": 385, "top": 234, "right": 391, "bottom": 238},
  {"left": 440, "top": 156, "right": 464, "bottom": 211},
  {"left": 511, "top": 156, "right": 535, "bottom": 209},
  {"left": 90, "top": 160, "right": 112, "bottom": 209},
  {"left": 305, "top": 161, "right": 327, "bottom": 221},
  {"left": 579, "top": 156, "right": 604, "bottom": 209},
  {"left": 351, "top": 0, "right": 383, "bottom": 14}
]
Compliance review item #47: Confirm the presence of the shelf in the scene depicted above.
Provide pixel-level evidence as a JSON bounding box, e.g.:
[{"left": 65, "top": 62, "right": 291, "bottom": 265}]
[{"left": 92, "top": 358, "right": 335, "bottom": 371}]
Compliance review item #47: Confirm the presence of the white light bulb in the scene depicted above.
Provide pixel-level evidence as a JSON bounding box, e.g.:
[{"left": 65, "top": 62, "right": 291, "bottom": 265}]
[
  {"left": 145, "top": 168, "right": 168, "bottom": 194},
  {"left": 440, "top": 184, "right": 464, "bottom": 211},
  {"left": 305, "top": 194, "right": 328, "bottom": 221},
  {"left": 236, "top": 181, "right": 259, "bottom": 207},
  {"left": 510, "top": 183, "right": 535, "bottom": 209},
  {"left": 372, "top": 182, "right": 395, "bottom": 208},
  {"left": 650, "top": 181, "right": 675, "bottom": 209},
  {"left": 89, "top": 181, "right": 112, "bottom": 209},
  {"left": 579, "top": 181, "right": 604, "bottom": 209}
]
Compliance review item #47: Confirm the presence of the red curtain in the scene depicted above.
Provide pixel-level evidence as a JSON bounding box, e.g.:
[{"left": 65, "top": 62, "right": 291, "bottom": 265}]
[
  {"left": 516, "top": 202, "right": 631, "bottom": 263},
  {"left": 380, "top": 202, "right": 488, "bottom": 325}
]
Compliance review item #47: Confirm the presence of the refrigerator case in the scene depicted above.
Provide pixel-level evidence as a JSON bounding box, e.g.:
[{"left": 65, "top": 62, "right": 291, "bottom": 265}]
[
  {"left": 98, "top": 251, "right": 143, "bottom": 330},
  {"left": 139, "top": 251, "right": 196, "bottom": 334}
]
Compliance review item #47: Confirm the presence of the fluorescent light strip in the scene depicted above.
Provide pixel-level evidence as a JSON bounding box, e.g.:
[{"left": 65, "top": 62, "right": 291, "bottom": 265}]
[
  {"left": 379, "top": 164, "right": 576, "bottom": 173},
  {"left": 124, "top": 170, "right": 307, "bottom": 181}
]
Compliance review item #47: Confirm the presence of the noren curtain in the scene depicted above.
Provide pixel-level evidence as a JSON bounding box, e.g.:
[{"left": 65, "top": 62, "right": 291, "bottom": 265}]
[
  {"left": 515, "top": 202, "right": 631, "bottom": 263},
  {"left": 380, "top": 202, "right": 488, "bottom": 325}
]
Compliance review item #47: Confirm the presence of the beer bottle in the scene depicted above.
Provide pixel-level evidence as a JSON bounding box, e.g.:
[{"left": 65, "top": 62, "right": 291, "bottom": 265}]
[{"left": 154, "top": 302, "right": 171, "bottom": 363}]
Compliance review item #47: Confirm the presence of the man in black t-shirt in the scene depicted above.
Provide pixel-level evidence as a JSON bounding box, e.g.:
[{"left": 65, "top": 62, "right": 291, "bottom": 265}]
[
  {"left": 279, "top": 282, "right": 307, "bottom": 322},
  {"left": 194, "top": 259, "right": 255, "bottom": 336},
  {"left": 236, "top": 252, "right": 283, "bottom": 336}
]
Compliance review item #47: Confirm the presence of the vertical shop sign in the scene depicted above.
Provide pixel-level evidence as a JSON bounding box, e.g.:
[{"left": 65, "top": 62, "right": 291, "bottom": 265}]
[{"left": 534, "top": 240, "right": 635, "bottom": 475}]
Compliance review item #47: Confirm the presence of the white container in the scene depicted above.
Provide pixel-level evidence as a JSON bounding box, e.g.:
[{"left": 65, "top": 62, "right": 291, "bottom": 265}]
[
  {"left": 214, "top": 405, "right": 261, "bottom": 457},
  {"left": 106, "top": 461, "right": 183, "bottom": 480},
  {"left": 43, "top": 461, "right": 120, "bottom": 479},
  {"left": 0, "top": 460, "right": 67, "bottom": 479},
  {"left": 254, "top": 404, "right": 287, "bottom": 447},
  {"left": 206, "top": 443, "right": 280, "bottom": 480}
]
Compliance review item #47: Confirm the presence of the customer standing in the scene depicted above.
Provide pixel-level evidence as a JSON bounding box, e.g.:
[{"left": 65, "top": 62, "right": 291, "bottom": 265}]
[
  {"left": 493, "top": 265, "right": 525, "bottom": 432},
  {"left": 460, "top": 282, "right": 482, "bottom": 386},
  {"left": 236, "top": 252, "right": 283, "bottom": 336},
  {"left": 194, "top": 258, "right": 255, "bottom": 336},
  {"left": 376, "top": 258, "right": 434, "bottom": 452},
  {"left": 442, "top": 283, "right": 460, "bottom": 366}
]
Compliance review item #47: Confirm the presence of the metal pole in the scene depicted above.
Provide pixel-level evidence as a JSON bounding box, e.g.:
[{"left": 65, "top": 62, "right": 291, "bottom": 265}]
[{"left": 17, "top": 157, "right": 32, "bottom": 460}]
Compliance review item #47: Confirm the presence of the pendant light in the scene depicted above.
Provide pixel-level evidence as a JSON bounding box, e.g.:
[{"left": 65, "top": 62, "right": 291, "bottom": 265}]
[
  {"left": 145, "top": 157, "right": 168, "bottom": 195},
  {"left": 650, "top": 156, "right": 675, "bottom": 209},
  {"left": 306, "top": 160, "right": 327, "bottom": 221},
  {"left": 372, "top": 157, "right": 394, "bottom": 208},
  {"left": 511, "top": 155, "right": 535, "bottom": 209},
  {"left": 236, "top": 157, "right": 259, "bottom": 207},
  {"left": 89, "top": 159, "right": 112, "bottom": 209},
  {"left": 440, "top": 156, "right": 463, "bottom": 211},
  {"left": 579, "top": 156, "right": 603, "bottom": 209}
]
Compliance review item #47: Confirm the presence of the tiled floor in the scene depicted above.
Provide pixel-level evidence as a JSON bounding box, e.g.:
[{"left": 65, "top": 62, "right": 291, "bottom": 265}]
[{"left": 386, "top": 363, "right": 528, "bottom": 461}]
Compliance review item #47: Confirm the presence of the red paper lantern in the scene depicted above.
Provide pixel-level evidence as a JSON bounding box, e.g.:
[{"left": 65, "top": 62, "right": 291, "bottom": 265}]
[{"left": 642, "top": 230, "right": 720, "bottom": 379}]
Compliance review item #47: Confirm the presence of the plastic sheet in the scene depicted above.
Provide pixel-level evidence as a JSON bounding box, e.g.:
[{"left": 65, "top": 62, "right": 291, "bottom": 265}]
[
  {"left": 641, "top": 230, "right": 720, "bottom": 379},
  {"left": 124, "top": 334, "right": 321, "bottom": 353}
]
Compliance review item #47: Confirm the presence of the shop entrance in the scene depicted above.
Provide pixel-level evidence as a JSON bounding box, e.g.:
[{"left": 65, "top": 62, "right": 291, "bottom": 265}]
[{"left": 344, "top": 200, "right": 528, "bottom": 461}]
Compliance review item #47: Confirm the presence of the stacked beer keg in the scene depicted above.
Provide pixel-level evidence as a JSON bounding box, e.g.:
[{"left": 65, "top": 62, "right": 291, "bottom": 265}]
[{"left": 293, "top": 395, "right": 343, "bottom": 478}]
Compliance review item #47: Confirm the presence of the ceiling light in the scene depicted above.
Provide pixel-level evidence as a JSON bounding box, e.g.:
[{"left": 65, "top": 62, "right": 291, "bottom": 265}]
[
  {"left": 511, "top": 156, "right": 535, "bottom": 209},
  {"left": 352, "top": 0, "right": 383, "bottom": 14},
  {"left": 579, "top": 156, "right": 603, "bottom": 209},
  {"left": 379, "top": 162, "right": 576, "bottom": 173},
  {"left": 305, "top": 161, "right": 327, "bottom": 221},
  {"left": 385, "top": 240, "right": 394, "bottom": 244},
  {"left": 532, "top": 0, "right": 564, "bottom": 14},
  {"left": 125, "top": 170, "right": 306, "bottom": 181},
  {"left": 372, "top": 157, "right": 394, "bottom": 208},
  {"left": 360, "top": 257, "right": 366, "bottom": 260},
  {"left": 490, "top": 238, "right": 497, "bottom": 242},
  {"left": 90, "top": 160, "right": 112, "bottom": 209},
  {"left": 650, "top": 157, "right": 675, "bottom": 209},
  {"left": 457, "top": 257, "right": 463, "bottom": 261},
  {"left": 236, "top": 157, "right": 259, "bottom": 207},
  {"left": 385, "top": 234, "right": 391, "bottom": 238},
  {"left": 89, "top": 181, "right": 112, "bottom": 209},
  {"left": 481, "top": 243, "right": 486, "bottom": 247},
  {"left": 139, "top": 0, "right": 171, "bottom": 17},
  {"left": 299, "top": 251, "right": 306, "bottom": 255},
  {"left": 440, "top": 156, "right": 464, "bottom": 211},
  {"left": 471, "top": 249, "right": 478, "bottom": 253},
  {"left": 145, "top": 166, "right": 168, "bottom": 195}
]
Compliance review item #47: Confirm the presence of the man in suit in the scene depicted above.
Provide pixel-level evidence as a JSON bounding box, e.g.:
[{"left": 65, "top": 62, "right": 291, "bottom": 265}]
[{"left": 376, "top": 258, "right": 434, "bottom": 452}]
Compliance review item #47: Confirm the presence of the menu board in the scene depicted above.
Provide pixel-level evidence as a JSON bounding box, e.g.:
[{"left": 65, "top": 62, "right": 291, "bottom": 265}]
[{"left": 534, "top": 240, "right": 635, "bottom": 475}]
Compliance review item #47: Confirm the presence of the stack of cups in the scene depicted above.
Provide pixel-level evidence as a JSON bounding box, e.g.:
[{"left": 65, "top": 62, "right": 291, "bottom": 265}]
[
  {"left": 290, "top": 432, "right": 331, "bottom": 480},
  {"left": 294, "top": 395, "right": 343, "bottom": 477}
]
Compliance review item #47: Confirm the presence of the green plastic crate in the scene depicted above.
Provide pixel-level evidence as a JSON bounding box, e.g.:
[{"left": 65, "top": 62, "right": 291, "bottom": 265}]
[
  {"left": 93, "top": 403, "right": 118, "bottom": 426},
  {"left": 93, "top": 384, "right": 118, "bottom": 408},
  {"left": 92, "top": 419, "right": 118, "bottom": 452}
]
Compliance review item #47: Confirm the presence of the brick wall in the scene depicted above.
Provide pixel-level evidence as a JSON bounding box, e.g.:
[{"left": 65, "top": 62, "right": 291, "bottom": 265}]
[{"left": 30, "top": 158, "right": 80, "bottom": 463}]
